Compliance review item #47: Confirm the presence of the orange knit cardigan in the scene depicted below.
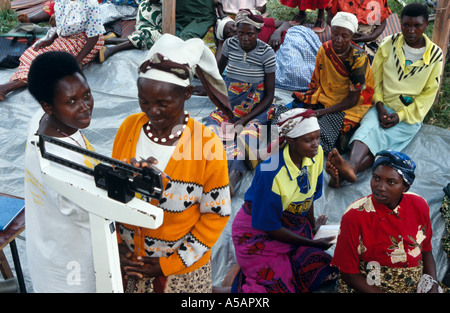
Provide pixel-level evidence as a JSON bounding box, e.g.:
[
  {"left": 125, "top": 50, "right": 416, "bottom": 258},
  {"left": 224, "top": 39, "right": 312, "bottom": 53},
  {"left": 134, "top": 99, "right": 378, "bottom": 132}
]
[{"left": 112, "top": 112, "right": 231, "bottom": 276}]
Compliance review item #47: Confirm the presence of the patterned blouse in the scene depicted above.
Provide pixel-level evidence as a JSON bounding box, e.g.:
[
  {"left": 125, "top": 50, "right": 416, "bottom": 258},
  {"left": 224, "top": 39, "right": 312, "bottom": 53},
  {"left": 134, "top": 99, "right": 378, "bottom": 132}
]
[
  {"left": 331, "top": 193, "right": 433, "bottom": 274},
  {"left": 327, "top": 0, "right": 391, "bottom": 25},
  {"left": 55, "top": 0, "right": 105, "bottom": 38}
]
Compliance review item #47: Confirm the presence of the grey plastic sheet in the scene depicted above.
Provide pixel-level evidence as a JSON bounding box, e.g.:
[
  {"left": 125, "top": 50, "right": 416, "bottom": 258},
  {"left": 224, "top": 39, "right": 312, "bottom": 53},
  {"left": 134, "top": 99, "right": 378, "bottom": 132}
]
[{"left": 0, "top": 49, "right": 449, "bottom": 292}]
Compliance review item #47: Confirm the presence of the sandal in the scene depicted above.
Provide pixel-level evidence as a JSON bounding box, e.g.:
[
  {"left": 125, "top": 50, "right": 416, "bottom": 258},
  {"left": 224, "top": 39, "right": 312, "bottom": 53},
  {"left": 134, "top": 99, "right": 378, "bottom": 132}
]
[
  {"left": 313, "top": 19, "right": 326, "bottom": 33},
  {"left": 103, "top": 32, "right": 117, "bottom": 40},
  {"left": 289, "top": 13, "right": 306, "bottom": 25},
  {"left": 98, "top": 46, "right": 107, "bottom": 63}
]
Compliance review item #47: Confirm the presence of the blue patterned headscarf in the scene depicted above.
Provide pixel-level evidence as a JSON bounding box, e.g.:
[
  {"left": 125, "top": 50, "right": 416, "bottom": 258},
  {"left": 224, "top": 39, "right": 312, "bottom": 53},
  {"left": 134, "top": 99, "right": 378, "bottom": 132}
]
[{"left": 372, "top": 150, "right": 416, "bottom": 185}]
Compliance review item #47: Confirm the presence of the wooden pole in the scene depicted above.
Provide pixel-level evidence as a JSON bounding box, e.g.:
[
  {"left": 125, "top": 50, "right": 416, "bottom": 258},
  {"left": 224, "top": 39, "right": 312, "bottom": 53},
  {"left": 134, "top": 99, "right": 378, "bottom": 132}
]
[
  {"left": 0, "top": 0, "right": 11, "bottom": 11},
  {"left": 431, "top": 0, "right": 449, "bottom": 104},
  {"left": 162, "top": 0, "right": 176, "bottom": 35},
  {"left": 432, "top": 0, "right": 450, "bottom": 60}
]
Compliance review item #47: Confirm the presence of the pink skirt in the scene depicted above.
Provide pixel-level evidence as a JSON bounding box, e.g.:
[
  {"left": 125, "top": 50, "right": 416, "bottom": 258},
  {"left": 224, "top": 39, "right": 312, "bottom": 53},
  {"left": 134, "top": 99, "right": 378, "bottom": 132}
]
[
  {"left": 10, "top": 32, "right": 104, "bottom": 82},
  {"left": 231, "top": 202, "right": 337, "bottom": 293}
]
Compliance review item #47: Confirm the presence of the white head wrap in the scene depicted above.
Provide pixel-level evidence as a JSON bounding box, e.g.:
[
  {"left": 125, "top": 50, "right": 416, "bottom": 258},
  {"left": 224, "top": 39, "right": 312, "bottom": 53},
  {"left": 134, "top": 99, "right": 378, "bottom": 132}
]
[
  {"left": 216, "top": 16, "right": 234, "bottom": 41},
  {"left": 331, "top": 12, "right": 358, "bottom": 33},
  {"left": 277, "top": 108, "right": 320, "bottom": 139},
  {"left": 138, "top": 34, "right": 234, "bottom": 120},
  {"left": 139, "top": 34, "right": 208, "bottom": 87}
]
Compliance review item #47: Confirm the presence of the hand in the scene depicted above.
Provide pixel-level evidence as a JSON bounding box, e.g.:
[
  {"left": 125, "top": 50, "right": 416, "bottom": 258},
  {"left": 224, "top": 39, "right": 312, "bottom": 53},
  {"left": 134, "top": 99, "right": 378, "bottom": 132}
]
[
  {"left": 33, "top": 38, "right": 53, "bottom": 51},
  {"left": 315, "top": 109, "right": 324, "bottom": 118},
  {"left": 232, "top": 118, "right": 248, "bottom": 136},
  {"left": 313, "top": 236, "right": 335, "bottom": 250},
  {"left": 268, "top": 32, "right": 282, "bottom": 50},
  {"left": 376, "top": 101, "right": 390, "bottom": 123},
  {"left": 128, "top": 157, "right": 170, "bottom": 180},
  {"left": 379, "top": 112, "right": 399, "bottom": 129},
  {"left": 313, "top": 214, "right": 328, "bottom": 234},
  {"left": 123, "top": 256, "right": 163, "bottom": 279},
  {"left": 129, "top": 156, "right": 158, "bottom": 168},
  {"left": 119, "top": 244, "right": 163, "bottom": 279},
  {"left": 352, "top": 32, "right": 373, "bottom": 43}
]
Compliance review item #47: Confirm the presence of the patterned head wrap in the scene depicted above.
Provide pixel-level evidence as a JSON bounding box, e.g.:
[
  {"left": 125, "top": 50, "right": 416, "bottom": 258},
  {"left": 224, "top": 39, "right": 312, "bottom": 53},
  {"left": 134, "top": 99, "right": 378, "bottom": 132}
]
[
  {"left": 331, "top": 12, "right": 358, "bottom": 33},
  {"left": 138, "top": 34, "right": 234, "bottom": 121},
  {"left": 215, "top": 16, "right": 234, "bottom": 40},
  {"left": 372, "top": 150, "right": 416, "bottom": 185},
  {"left": 277, "top": 108, "right": 320, "bottom": 141},
  {"left": 235, "top": 9, "right": 264, "bottom": 29}
]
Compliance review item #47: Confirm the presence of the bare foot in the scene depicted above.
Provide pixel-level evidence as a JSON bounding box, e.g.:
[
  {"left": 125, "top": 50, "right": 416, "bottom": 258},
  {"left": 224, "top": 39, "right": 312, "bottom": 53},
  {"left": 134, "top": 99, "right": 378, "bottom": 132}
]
[
  {"left": 17, "top": 14, "right": 30, "bottom": 23},
  {"left": 326, "top": 160, "right": 340, "bottom": 188},
  {"left": 98, "top": 46, "right": 108, "bottom": 63},
  {"left": 328, "top": 148, "right": 357, "bottom": 183}
]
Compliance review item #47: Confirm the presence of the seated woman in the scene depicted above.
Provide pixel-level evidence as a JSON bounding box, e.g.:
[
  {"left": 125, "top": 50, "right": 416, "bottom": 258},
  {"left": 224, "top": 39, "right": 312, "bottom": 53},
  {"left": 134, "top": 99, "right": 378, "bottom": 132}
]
[
  {"left": 0, "top": 0, "right": 104, "bottom": 101},
  {"left": 332, "top": 150, "right": 446, "bottom": 293},
  {"left": 274, "top": 25, "right": 322, "bottom": 92},
  {"left": 25, "top": 51, "right": 99, "bottom": 292},
  {"left": 112, "top": 34, "right": 232, "bottom": 293},
  {"left": 205, "top": 9, "right": 276, "bottom": 194},
  {"left": 101, "top": 0, "right": 217, "bottom": 61},
  {"left": 290, "top": 12, "right": 374, "bottom": 158},
  {"left": 231, "top": 108, "right": 337, "bottom": 293},
  {"left": 214, "top": 13, "right": 290, "bottom": 58},
  {"left": 326, "top": 3, "right": 444, "bottom": 188},
  {"left": 327, "top": 0, "right": 392, "bottom": 51},
  {"left": 99, "top": 0, "right": 162, "bottom": 62}
]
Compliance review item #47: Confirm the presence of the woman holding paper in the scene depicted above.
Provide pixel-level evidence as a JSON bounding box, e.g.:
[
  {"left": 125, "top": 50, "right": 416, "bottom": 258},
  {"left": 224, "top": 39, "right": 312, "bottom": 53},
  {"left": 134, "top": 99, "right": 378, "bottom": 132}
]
[
  {"left": 331, "top": 150, "right": 445, "bottom": 293},
  {"left": 231, "top": 108, "right": 337, "bottom": 293}
]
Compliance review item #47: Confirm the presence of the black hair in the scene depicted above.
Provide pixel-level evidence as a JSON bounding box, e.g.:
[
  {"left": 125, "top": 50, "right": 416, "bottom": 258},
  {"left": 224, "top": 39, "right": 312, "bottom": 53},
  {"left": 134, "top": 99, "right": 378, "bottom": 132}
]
[
  {"left": 28, "top": 51, "right": 85, "bottom": 106},
  {"left": 401, "top": 2, "right": 429, "bottom": 22}
]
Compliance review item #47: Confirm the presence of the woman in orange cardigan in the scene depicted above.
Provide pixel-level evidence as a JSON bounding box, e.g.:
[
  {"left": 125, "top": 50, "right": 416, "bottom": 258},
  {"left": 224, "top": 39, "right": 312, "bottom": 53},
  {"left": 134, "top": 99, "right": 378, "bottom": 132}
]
[{"left": 112, "top": 34, "right": 232, "bottom": 293}]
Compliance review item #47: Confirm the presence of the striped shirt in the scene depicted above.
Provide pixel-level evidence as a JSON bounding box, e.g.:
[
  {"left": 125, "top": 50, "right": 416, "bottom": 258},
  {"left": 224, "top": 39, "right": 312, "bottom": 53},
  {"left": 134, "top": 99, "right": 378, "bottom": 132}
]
[{"left": 222, "top": 36, "right": 276, "bottom": 83}]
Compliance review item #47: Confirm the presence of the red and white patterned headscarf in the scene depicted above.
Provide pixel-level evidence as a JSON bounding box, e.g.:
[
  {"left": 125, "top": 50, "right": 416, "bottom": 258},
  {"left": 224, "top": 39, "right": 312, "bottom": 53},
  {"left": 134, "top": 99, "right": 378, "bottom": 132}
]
[
  {"left": 277, "top": 108, "right": 320, "bottom": 140},
  {"left": 235, "top": 9, "right": 264, "bottom": 29}
]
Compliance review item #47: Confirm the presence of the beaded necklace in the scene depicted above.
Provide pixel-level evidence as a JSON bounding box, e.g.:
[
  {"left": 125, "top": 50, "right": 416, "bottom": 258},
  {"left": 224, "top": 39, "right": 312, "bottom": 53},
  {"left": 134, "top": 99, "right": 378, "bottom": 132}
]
[{"left": 144, "top": 111, "right": 189, "bottom": 143}]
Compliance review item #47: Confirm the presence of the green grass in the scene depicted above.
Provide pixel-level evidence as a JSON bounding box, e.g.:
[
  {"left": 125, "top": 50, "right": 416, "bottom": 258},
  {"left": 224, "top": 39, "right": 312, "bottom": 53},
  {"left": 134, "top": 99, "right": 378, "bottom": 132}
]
[{"left": 0, "top": 8, "right": 19, "bottom": 33}]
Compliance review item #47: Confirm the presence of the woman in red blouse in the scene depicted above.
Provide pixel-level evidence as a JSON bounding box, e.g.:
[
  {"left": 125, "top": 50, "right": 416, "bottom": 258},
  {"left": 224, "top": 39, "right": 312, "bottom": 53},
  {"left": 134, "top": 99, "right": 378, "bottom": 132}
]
[{"left": 331, "top": 150, "right": 445, "bottom": 293}]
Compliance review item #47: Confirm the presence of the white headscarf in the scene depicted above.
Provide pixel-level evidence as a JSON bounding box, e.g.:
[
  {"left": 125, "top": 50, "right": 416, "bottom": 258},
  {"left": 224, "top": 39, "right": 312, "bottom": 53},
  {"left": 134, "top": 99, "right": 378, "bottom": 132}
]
[
  {"left": 216, "top": 16, "right": 234, "bottom": 41},
  {"left": 331, "top": 12, "right": 358, "bottom": 33},
  {"left": 138, "top": 34, "right": 234, "bottom": 120},
  {"left": 277, "top": 108, "right": 320, "bottom": 140}
]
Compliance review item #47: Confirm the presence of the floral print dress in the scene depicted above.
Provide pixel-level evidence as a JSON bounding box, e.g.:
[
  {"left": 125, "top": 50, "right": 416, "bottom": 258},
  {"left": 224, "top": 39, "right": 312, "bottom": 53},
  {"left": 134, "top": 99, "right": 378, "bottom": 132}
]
[{"left": 331, "top": 193, "right": 434, "bottom": 293}]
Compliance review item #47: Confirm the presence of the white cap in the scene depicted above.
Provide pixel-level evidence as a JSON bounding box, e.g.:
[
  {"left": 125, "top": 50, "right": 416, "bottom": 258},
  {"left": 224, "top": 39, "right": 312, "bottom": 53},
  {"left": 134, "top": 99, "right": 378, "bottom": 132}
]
[{"left": 331, "top": 12, "right": 358, "bottom": 33}]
